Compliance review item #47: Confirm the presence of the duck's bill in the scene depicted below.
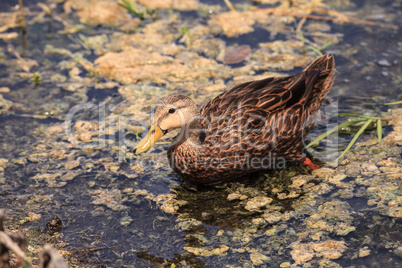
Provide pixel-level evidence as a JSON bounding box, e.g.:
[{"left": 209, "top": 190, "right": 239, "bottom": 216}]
[{"left": 133, "top": 124, "right": 164, "bottom": 155}]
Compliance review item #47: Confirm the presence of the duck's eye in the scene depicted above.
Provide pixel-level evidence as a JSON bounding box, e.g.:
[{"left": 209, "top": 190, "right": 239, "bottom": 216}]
[{"left": 168, "top": 108, "right": 176, "bottom": 114}]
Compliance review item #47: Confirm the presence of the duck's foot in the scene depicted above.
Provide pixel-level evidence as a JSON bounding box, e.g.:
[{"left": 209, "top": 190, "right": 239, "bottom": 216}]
[{"left": 303, "top": 157, "right": 321, "bottom": 170}]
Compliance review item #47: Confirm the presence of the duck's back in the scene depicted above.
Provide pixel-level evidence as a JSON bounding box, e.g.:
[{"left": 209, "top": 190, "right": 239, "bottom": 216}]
[{"left": 201, "top": 54, "right": 334, "bottom": 124}]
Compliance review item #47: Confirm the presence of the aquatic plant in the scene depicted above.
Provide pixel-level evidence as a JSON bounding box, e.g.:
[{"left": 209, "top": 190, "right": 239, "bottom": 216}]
[
  {"left": 118, "top": 0, "right": 145, "bottom": 20},
  {"left": 30, "top": 72, "right": 42, "bottom": 86},
  {"left": 179, "top": 27, "right": 192, "bottom": 47},
  {"left": 306, "top": 104, "right": 402, "bottom": 159},
  {"left": 298, "top": 30, "right": 333, "bottom": 56}
]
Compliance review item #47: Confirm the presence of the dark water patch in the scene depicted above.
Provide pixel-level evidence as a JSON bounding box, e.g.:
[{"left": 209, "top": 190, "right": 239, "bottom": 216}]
[
  {"left": 331, "top": 2, "right": 402, "bottom": 101},
  {"left": 221, "top": 27, "right": 289, "bottom": 49},
  {"left": 178, "top": 10, "right": 200, "bottom": 20},
  {"left": 0, "top": 115, "right": 61, "bottom": 157},
  {"left": 1, "top": 169, "right": 186, "bottom": 266},
  {"left": 86, "top": 86, "right": 119, "bottom": 102},
  {"left": 338, "top": 213, "right": 402, "bottom": 268},
  {"left": 383, "top": 125, "right": 395, "bottom": 138},
  {"left": 176, "top": 186, "right": 256, "bottom": 229},
  {"left": 137, "top": 251, "right": 205, "bottom": 268},
  {"left": 173, "top": 168, "right": 305, "bottom": 231},
  {"left": 346, "top": 196, "right": 371, "bottom": 211}
]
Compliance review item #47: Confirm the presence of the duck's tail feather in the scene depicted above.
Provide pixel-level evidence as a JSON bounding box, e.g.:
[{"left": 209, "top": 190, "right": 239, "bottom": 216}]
[{"left": 302, "top": 54, "right": 335, "bottom": 114}]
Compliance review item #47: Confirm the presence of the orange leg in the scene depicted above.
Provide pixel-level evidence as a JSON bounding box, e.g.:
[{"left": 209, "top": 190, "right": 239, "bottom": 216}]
[{"left": 303, "top": 157, "right": 321, "bottom": 170}]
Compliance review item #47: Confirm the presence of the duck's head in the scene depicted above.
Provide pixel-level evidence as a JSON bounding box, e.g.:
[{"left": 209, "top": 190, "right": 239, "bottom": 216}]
[{"left": 133, "top": 94, "right": 198, "bottom": 154}]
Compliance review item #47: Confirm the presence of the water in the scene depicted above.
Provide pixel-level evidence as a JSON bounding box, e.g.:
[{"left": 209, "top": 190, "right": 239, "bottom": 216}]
[{"left": 0, "top": 0, "right": 401, "bottom": 267}]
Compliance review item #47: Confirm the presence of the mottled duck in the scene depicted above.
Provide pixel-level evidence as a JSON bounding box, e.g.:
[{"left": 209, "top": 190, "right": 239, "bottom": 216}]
[{"left": 133, "top": 54, "right": 335, "bottom": 184}]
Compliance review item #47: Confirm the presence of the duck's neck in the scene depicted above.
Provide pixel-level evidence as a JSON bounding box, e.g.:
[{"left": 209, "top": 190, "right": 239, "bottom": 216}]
[{"left": 170, "top": 115, "right": 203, "bottom": 157}]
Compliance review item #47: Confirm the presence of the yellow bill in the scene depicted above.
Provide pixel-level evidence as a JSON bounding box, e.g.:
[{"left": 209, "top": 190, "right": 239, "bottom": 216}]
[{"left": 133, "top": 124, "right": 164, "bottom": 154}]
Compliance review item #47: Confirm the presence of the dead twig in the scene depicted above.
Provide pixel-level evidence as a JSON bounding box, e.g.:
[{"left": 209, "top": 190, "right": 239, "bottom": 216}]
[
  {"left": 255, "top": 7, "right": 377, "bottom": 26},
  {"left": 0, "top": 210, "right": 29, "bottom": 268},
  {"left": 312, "top": 8, "right": 377, "bottom": 25},
  {"left": 0, "top": 210, "right": 5, "bottom": 231},
  {"left": 71, "top": 245, "right": 119, "bottom": 254},
  {"left": 0, "top": 232, "right": 28, "bottom": 267},
  {"left": 223, "top": 0, "right": 236, "bottom": 12},
  {"left": 18, "top": 0, "right": 27, "bottom": 32}
]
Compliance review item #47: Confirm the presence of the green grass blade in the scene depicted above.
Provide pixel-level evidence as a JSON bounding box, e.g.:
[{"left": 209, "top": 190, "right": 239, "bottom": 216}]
[
  {"left": 338, "top": 113, "right": 362, "bottom": 117},
  {"left": 319, "top": 41, "right": 333, "bottom": 50},
  {"left": 337, "top": 118, "right": 373, "bottom": 160},
  {"left": 338, "top": 113, "right": 374, "bottom": 118},
  {"left": 119, "top": 0, "right": 145, "bottom": 19},
  {"left": 307, "top": 45, "right": 323, "bottom": 56},
  {"left": 385, "top": 100, "right": 402, "bottom": 105},
  {"left": 339, "top": 113, "right": 388, "bottom": 121},
  {"left": 306, "top": 119, "right": 366, "bottom": 148},
  {"left": 298, "top": 30, "right": 305, "bottom": 43},
  {"left": 377, "top": 119, "right": 382, "bottom": 143}
]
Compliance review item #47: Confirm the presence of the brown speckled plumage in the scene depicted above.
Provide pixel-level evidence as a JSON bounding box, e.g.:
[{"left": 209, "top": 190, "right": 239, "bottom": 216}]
[{"left": 137, "top": 55, "right": 335, "bottom": 184}]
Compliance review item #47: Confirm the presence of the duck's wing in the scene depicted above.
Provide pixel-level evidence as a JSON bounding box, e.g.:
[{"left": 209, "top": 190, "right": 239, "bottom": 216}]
[
  {"left": 199, "top": 76, "right": 301, "bottom": 153},
  {"left": 201, "top": 54, "right": 334, "bottom": 120},
  {"left": 199, "top": 54, "right": 335, "bottom": 155}
]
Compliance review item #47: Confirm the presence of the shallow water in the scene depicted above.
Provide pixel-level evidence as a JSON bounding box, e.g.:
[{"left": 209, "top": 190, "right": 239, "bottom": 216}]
[{"left": 0, "top": 0, "right": 401, "bottom": 267}]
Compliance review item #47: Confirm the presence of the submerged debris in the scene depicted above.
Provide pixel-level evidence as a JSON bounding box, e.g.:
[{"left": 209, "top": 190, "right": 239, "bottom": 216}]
[
  {"left": 45, "top": 216, "right": 63, "bottom": 235},
  {"left": 223, "top": 45, "right": 252, "bottom": 64}
]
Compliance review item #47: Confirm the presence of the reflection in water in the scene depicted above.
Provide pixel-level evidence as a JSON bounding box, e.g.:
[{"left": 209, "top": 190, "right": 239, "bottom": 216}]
[{"left": 137, "top": 167, "right": 313, "bottom": 266}]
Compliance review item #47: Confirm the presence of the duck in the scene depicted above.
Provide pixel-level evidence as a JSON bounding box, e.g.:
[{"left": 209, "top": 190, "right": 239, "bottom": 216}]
[{"left": 133, "top": 54, "right": 335, "bottom": 184}]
